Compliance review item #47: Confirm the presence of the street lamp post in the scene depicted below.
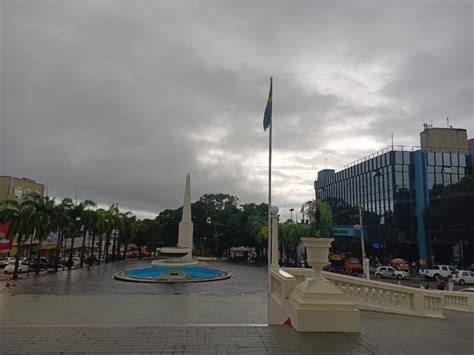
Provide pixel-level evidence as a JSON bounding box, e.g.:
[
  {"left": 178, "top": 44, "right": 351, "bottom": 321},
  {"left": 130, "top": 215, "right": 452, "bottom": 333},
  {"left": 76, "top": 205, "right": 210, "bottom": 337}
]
[
  {"left": 289, "top": 208, "right": 294, "bottom": 222},
  {"left": 354, "top": 206, "right": 370, "bottom": 280}
]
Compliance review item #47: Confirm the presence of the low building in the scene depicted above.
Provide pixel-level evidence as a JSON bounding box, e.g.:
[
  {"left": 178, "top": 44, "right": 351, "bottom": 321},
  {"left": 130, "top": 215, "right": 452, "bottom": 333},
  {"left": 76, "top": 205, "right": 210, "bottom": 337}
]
[
  {"left": 0, "top": 176, "right": 45, "bottom": 255},
  {"left": 0, "top": 176, "right": 45, "bottom": 200}
]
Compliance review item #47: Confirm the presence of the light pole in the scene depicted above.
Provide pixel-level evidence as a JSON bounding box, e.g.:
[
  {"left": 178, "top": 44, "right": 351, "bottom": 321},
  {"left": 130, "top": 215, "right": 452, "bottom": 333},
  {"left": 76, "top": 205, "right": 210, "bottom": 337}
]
[{"left": 354, "top": 207, "right": 369, "bottom": 279}]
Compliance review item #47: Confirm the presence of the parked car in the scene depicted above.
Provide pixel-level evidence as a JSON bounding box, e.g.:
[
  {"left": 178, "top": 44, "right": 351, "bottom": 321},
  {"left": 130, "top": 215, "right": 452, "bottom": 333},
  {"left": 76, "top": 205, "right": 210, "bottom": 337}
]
[
  {"left": 0, "top": 257, "right": 13, "bottom": 267},
  {"left": 459, "top": 287, "right": 474, "bottom": 293},
  {"left": 375, "top": 266, "right": 410, "bottom": 280},
  {"left": 419, "top": 265, "right": 457, "bottom": 279},
  {"left": 452, "top": 270, "right": 474, "bottom": 285},
  {"left": 27, "top": 257, "right": 48, "bottom": 271},
  {"left": 4, "top": 261, "right": 29, "bottom": 274},
  {"left": 1, "top": 257, "right": 25, "bottom": 267}
]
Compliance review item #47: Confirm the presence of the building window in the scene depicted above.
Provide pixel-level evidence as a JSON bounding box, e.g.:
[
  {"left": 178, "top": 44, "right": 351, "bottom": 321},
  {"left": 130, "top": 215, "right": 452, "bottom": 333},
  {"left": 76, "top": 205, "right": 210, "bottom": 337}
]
[
  {"left": 14, "top": 187, "right": 23, "bottom": 199},
  {"left": 451, "top": 154, "right": 458, "bottom": 166},
  {"left": 395, "top": 151, "right": 403, "bottom": 164},
  {"left": 443, "top": 153, "right": 451, "bottom": 166},
  {"left": 427, "top": 152, "right": 435, "bottom": 165}
]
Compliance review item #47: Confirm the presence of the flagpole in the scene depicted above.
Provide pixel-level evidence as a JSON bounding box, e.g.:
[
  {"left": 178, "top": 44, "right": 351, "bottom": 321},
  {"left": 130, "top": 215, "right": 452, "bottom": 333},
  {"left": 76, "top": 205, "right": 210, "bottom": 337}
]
[
  {"left": 267, "top": 77, "right": 272, "bottom": 271},
  {"left": 267, "top": 77, "right": 272, "bottom": 326}
]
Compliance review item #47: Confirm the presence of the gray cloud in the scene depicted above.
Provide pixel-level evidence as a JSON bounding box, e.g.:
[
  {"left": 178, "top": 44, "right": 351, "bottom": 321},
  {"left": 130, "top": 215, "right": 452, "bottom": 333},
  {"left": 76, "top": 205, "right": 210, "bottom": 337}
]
[{"left": 1, "top": 0, "right": 472, "bottom": 217}]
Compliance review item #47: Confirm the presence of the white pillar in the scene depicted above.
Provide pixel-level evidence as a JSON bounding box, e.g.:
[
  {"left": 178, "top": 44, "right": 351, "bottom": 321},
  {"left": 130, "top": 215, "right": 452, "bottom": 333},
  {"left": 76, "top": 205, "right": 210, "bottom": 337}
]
[{"left": 270, "top": 206, "right": 279, "bottom": 269}]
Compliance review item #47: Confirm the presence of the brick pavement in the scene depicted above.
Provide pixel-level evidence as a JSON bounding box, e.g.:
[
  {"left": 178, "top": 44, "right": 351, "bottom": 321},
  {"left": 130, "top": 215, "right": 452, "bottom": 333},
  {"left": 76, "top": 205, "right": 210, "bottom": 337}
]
[
  {"left": 1, "top": 311, "right": 473, "bottom": 354},
  {"left": 0, "top": 325, "right": 379, "bottom": 354}
]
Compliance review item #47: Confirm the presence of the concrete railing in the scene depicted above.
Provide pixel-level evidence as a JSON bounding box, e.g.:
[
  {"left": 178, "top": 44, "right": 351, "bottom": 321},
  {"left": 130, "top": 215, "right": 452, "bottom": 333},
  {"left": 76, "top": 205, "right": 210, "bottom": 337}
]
[
  {"left": 281, "top": 268, "right": 445, "bottom": 319},
  {"left": 441, "top": 291, "right": 474, "bottom": 312},
  {"left": 321, "top": 271, "right": 445, "bottom": 319},
  {"left": 268, "top": 268, "right": 297, "bottom": 324}
]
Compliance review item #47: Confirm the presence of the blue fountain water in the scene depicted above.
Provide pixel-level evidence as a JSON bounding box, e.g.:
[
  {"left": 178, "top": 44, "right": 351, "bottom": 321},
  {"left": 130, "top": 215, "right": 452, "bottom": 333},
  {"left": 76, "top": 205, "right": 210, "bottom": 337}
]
[{"left": 126, "top": 266, "right": 223, "bottom": 280}]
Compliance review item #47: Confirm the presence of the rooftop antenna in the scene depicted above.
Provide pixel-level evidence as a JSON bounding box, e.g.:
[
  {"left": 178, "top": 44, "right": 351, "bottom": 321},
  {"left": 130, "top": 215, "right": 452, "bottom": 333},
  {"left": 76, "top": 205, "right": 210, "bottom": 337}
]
[
  {"left": 391, "top": 133, "right": 394, "bottom": 149},
  {"left": 429, "top": 118, "right": 435, "bottom": 128},
  {"left": 446, "top": 117, "right": 449, "bottom": 128}
]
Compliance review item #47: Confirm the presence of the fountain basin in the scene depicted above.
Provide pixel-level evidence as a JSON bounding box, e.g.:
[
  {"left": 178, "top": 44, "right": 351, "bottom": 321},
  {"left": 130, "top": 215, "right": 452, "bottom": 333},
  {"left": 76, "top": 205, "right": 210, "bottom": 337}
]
[
  {"left": 158, "top": 247, "right": 192, "bottom": 258},
  {"left": 114, "top": 266, "right": 232, "bottom": 283},
  {"left": 151, "top": 258, "right": 199, "bottom": 268}
]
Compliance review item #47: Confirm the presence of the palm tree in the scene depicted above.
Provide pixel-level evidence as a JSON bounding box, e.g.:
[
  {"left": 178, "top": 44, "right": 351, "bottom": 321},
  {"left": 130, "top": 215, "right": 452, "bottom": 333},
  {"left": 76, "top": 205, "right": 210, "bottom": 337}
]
[
  {"left": 300, "top": 199, "right": 334, "bottom": 236},
  {"left": 94, "top": 209, "right": 108, "bottom": 264},
  {"left": 23, "top": 193, "right": 56, "bottom": 275},
  {"left": 79, "top": 206, "right": 96, "bottom": 268},
  {"left": 66, "top": 199, "right": 96, "bottom": 269},
  {"left": 246, "top": 215, "right": 267, "bottom": 262},
  {"left": 52, "top": 198, "right": 73, "bottom": 272},
  {"left": 104, "top": 204, "right": 119, "bottom": 262},
  {"left": 118, "top": 212, "right": 135, "bottom": 260},
  {"left": 0, "top": 199, "right": 36, "bottom": 279}
]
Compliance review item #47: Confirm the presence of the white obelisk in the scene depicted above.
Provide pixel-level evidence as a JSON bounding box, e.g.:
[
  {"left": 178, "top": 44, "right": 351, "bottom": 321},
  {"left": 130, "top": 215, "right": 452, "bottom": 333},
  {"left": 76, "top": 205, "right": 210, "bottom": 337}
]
[{"left": 178, "top": 174, "right": 193, "bottom": 258}]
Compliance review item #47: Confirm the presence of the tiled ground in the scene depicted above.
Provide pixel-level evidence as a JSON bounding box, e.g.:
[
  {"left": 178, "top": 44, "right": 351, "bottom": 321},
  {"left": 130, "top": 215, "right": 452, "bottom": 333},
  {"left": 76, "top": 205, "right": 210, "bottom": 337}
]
[
  {"left": 1, "top": 260, "right": 473, "bottom": 354},
  {"left": 0, "top": 325, "right": 378, "bottom": 354}
]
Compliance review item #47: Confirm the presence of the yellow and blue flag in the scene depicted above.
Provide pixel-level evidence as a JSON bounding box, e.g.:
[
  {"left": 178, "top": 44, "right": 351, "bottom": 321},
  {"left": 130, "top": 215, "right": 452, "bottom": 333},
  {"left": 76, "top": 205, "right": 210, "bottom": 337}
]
[{"left": 263, "top": 77, "right": 272, "bottom": 131}]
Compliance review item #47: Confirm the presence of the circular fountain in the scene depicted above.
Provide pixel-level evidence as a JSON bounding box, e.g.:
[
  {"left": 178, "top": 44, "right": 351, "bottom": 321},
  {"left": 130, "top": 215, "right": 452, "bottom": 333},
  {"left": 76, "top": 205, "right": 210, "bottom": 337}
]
[
  {"left": 113, "top": 174, "right": 231, "bottom": 283},
  {"left": 113, "top": 246, "right": 231, "bottom": 283}
]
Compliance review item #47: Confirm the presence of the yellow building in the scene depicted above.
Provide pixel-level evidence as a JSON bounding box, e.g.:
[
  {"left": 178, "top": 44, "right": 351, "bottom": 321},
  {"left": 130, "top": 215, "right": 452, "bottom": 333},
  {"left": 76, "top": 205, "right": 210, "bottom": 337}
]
[
  {"left": 0, "top": 176, "right": 45, "bottom": 200},
  {"left": 420, "top": 126, "right": 468, "bottom": 153}
]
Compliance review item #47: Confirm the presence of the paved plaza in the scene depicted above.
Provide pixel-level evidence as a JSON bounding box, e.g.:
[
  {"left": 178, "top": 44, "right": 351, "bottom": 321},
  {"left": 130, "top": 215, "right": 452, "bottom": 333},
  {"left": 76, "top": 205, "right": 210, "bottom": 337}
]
[{"left": 0, "top": 260, "right": 473, "bottom": 354}]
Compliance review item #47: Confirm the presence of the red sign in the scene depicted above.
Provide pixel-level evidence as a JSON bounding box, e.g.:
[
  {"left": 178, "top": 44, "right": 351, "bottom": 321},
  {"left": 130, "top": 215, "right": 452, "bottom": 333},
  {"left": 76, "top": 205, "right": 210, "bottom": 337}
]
[{"left": 0, "top": 223, "right": 12, "bottom": 252}]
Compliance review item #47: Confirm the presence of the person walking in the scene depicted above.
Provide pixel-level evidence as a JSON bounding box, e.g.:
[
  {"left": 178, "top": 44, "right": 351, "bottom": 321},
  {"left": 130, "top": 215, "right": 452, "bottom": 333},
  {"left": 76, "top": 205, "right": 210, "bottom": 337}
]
[
  {"left": 447, "top": 275, "right": 454, "bottom": 291},
  {"left": 435, "top": 276, "right": 446, "bottom": 290}
]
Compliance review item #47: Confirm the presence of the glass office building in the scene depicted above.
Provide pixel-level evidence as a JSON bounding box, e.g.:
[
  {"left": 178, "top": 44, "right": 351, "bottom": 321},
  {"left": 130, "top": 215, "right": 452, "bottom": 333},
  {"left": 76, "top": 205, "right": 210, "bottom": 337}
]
[{"left": 314, "top": 145, "right": 473, "bottom": 268}]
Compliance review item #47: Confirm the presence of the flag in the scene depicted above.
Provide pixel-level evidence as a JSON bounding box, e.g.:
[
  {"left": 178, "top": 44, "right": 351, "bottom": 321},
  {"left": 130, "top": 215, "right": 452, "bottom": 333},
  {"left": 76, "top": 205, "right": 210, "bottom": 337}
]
[{"left": 263, "top": 77, "right": 272, "bottom": 131}]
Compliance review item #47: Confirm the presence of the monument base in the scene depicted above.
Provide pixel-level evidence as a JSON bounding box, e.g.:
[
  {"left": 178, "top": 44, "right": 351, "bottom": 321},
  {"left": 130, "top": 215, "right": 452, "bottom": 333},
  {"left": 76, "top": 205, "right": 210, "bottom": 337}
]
[{"left": 288, "top": 276, "right": 360, "bottom": 333}]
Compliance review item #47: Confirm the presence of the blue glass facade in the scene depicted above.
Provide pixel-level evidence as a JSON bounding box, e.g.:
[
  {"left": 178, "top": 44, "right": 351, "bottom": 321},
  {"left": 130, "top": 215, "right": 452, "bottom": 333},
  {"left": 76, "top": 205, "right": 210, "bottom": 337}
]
[{"left": 315, "top": 147, "right": 473, "bottom": 268}]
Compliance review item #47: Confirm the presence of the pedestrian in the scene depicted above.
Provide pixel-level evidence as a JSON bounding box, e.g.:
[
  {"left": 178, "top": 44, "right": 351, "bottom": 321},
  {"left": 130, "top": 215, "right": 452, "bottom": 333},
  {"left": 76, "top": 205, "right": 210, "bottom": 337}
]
[
  {"left": 435, "top": 276, "right": 446, "bottom": 291},
  {"left": 447, "top": 275, "right": 454, "bottom": 291}
]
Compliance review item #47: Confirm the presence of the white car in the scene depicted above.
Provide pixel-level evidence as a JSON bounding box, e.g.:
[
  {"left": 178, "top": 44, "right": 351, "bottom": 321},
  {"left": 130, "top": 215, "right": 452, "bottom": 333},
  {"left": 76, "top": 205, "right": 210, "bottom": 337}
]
[
  {"left": 375, "top": 266, "right": 409, "bottom": 280},
  {"left": 452, "top": 270, "right": 474, "bottom": 285},
  {"left": 459, "top": 287, "right": 474, "bottom": 293},
  {"left": 1, "top": 257, "right": 25, "bottom": 267},
  {"left": 420, "top": 265, "right": 457, "bottom": 279},
  {"left": 4, "top": 261, "right": 29, "bottom": 274},
  {"left": 0, "top": 257, "right": 12, "bottom": 267}
]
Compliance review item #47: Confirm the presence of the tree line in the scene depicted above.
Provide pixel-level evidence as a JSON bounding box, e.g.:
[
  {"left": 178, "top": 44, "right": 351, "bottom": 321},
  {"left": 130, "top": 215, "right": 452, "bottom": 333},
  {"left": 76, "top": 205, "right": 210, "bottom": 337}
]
[{"left": 0, "top": 191, "right": 334, "bottom": 279}]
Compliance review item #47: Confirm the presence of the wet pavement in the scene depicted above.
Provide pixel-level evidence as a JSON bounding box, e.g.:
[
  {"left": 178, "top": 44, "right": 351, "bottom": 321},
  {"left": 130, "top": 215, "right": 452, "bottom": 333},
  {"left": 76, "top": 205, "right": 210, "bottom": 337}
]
[
  {"left": 1, "top": 311, "right": 472, "bottom": 354},
  {"left": 1, "top": 259, "right": 267, "bottom": 296},
  {"left": 1, "top": 260, "right": 473, "bottom": 354}
]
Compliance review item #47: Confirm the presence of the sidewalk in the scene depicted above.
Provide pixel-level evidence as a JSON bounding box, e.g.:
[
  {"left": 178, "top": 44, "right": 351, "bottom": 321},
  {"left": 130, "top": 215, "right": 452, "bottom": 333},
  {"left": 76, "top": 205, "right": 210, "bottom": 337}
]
[{"left": 1, "top": 311, "right": 472, "bottom": 354}]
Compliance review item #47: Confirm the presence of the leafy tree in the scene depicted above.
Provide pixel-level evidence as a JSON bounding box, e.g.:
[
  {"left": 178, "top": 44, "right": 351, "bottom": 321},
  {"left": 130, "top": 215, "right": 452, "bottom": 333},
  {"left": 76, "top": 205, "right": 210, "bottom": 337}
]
[
  {"left": 23, "top": 193, "right": 56, "bottom": 274},
  {"left": 300, "top": 199, "right": 334, "bottom": 236}
]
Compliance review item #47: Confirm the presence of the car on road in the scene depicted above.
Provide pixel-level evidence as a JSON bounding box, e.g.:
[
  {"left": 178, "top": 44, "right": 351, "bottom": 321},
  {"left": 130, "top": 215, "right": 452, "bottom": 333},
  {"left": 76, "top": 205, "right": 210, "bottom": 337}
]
[
  {"left": 4, "top": 260, "right": 29, "bottom": 274},
  {"left": 419, "top": 265, "right": 457, "bottom": 279},
  {"left": 0, "top": 257, "right": 12, "bottom": 267},
  {"left": 375, "top": 266, "right": 410, "bottom": 280},
  {"left": 452, "top": 270, "right": 474, "bottom": 285}
]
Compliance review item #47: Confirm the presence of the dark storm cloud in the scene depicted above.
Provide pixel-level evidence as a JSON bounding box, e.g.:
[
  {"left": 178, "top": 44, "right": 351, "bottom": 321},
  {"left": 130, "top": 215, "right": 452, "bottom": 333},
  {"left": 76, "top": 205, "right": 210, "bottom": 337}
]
[{"left": 0, "top": 0, "right": 472, "bottom": 217}]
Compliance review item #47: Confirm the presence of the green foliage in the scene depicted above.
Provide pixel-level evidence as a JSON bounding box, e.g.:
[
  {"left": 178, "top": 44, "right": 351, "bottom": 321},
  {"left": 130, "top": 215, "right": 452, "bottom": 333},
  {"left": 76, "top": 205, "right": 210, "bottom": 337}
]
[{"left": 300, "top": 199, "right": 334, "bottom": 237}]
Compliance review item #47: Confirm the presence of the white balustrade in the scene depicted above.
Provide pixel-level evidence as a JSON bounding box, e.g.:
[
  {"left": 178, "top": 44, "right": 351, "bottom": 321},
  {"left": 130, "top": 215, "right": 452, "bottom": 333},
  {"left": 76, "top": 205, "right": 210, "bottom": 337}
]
[
  {"left": 441, "top": 291, "right": 474, "bottom": 312},
  {"left": 320, "top": 271, "right": 444, "bottom": 318}
]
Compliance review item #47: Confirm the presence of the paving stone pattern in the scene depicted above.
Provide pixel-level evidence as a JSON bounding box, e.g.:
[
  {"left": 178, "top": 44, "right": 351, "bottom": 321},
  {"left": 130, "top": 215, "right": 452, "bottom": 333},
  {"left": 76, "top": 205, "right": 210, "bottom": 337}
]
[{"left": 0, "top": 325, "right": 379, "bottom": 354}]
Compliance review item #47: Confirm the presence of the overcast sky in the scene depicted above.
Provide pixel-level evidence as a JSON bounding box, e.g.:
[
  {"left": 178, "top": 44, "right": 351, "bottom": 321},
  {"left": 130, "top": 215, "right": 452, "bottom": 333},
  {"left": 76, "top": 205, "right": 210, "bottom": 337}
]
[{"left": 1, "top": 0, "right": 472, "bottom": 219}]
